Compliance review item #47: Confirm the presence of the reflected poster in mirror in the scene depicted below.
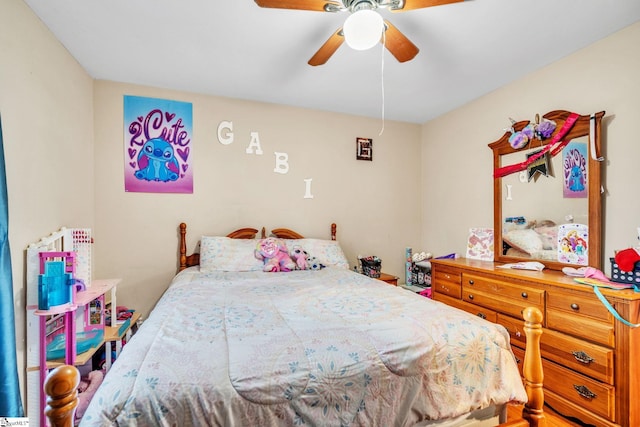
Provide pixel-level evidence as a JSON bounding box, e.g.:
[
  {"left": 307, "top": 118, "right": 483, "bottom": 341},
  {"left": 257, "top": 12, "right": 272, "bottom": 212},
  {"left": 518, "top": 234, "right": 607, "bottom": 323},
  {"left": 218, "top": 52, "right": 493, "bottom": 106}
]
[{"left": 562, "top": 141, "right": 588, "bottom": 198}]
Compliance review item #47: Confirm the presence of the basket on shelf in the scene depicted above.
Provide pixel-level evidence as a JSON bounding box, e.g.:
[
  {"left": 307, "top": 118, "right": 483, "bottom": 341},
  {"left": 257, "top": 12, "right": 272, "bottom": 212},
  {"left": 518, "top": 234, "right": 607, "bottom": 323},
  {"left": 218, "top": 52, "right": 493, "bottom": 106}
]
[
  {"left": 610, "top": 257, "right": 640, "bottom": 290},
  {"left": 360, "top": 257, "right": 381, "bottom": 278}
]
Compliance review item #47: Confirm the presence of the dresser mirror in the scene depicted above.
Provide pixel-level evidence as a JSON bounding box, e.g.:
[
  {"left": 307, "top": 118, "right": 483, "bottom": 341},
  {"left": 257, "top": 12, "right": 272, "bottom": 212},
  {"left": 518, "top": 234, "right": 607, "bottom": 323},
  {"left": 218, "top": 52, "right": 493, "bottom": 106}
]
[{"left": 489, "top": 110, "right": 605, "bottom": 271}]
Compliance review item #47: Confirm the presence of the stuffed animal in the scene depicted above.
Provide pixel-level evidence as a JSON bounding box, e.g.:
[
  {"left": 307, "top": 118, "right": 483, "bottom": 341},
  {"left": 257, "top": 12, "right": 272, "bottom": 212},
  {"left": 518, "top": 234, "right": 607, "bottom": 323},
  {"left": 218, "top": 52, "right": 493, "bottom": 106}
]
[
  {"left": 290, "top": 245, "right": 309, "bottom": 270},
  {"left": 255, "top": 237, "right": 296, "bottom": 272},
  {"left": 75, "top": 369, "right": 104, "bottom": 423},
  {"left": 306, "top": 255, "right": 325, "bottom": 271}
]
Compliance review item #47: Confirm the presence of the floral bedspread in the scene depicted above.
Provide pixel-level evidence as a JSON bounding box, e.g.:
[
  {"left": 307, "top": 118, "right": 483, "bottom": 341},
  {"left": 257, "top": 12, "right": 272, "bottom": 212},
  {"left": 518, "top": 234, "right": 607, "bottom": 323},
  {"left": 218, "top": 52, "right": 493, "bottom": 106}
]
[{"left": 80, "top": 267, "right": 526, "bottom": 427}]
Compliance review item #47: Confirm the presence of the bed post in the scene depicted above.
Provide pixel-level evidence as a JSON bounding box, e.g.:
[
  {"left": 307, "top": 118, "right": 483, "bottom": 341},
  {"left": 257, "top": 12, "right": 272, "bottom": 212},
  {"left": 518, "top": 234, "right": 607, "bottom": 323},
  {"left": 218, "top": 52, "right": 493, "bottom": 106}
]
[
  {"left": 500, "top": 307, "right": 545, "bottom": 427},
  {"left": 179, "top": 222, "right": 187, "bottom": 271},
  {"left": 521, "top": 307, "right": 546, "bottom": 427},
  {"left": 331, "top": 223, "right": 336, "bottom": 241},
  {"left": 43, "top": 364, "right": 80, "bottom": 427}
]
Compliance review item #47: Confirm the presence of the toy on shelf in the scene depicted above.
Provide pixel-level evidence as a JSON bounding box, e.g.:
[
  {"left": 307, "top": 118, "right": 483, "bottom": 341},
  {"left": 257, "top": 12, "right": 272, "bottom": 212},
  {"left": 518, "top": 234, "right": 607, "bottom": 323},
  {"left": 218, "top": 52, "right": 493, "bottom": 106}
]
[
  {"left": 46, "top": 329, "right": 104, "bottom": 360},
  {"left": 76, "top": 369, "right": 104, "bottom": 422},
  {"left": 37, "top": 251, "right": 85, "bottom": 312},
  {"left": 25, "top": 228, "right": 97, "bottom": 427}
]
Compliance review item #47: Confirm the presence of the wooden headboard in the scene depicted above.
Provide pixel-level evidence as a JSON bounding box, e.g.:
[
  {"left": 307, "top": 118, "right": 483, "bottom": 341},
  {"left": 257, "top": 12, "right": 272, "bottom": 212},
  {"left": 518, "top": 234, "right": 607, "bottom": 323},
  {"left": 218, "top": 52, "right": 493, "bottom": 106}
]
[
  {"left": 178, "top": 222, "right": 337, "bottom": 272},
  {"left": 271, "top": 223, "right": 337, "bottom": 240}
]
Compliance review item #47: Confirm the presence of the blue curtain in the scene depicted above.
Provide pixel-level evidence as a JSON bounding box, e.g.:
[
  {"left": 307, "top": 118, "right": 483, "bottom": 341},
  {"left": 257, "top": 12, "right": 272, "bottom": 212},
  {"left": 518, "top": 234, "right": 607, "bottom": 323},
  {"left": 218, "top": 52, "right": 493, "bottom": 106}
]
[{"left": 0, "top": 116, "right": 24, "bottom": 416}]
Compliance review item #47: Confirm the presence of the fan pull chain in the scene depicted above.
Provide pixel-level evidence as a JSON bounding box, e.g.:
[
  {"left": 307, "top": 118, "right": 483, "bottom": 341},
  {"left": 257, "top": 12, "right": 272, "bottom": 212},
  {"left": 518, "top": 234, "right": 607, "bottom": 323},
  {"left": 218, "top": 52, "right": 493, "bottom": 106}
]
[{"left": 379, "top": 30, "right": 386, "bottom": 136}]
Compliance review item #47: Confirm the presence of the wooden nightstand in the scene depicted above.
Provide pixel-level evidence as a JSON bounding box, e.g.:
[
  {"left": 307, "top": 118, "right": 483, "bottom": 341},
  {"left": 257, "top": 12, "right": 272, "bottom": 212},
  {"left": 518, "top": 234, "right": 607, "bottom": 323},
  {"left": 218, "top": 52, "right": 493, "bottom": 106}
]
[{"left": 377, "top": 272, "right": 398, "bottom": 286}]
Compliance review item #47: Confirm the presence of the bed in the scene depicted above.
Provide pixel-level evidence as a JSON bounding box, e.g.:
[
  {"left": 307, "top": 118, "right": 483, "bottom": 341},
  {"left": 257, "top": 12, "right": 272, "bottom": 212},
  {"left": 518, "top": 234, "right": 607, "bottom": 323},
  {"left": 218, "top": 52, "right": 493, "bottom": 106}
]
[{"left": 44, "top": 222, "right": 545, "bottom": 427}]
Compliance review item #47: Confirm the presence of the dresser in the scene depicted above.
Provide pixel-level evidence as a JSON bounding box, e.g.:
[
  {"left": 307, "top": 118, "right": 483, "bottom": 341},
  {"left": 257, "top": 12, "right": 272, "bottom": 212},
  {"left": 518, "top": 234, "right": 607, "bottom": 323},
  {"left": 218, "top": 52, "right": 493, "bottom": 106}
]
[{"left": 430, "top": 258, "right": 640, "bottom": 427}]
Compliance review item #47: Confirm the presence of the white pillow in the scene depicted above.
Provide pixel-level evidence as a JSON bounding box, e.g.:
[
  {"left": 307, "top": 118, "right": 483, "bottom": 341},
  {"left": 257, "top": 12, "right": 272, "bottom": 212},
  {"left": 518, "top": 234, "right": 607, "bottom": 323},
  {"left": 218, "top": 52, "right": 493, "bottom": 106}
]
[
  {"left": 282, "top": 238, "right": 349, "bottom": 269},
  {"left": 199, "top": 236, "right": 263, "bottom": 272}
]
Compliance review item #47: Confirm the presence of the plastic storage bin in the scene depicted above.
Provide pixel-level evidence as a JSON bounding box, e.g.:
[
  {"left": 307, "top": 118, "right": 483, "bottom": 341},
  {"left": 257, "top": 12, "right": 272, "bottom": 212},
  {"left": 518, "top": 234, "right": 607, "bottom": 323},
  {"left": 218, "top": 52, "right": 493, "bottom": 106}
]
[
  {"left": 610, "top": 257, "right": 640, "bottom": 289},
  {"left": 360, "top": 258, "right": 381, "bottom": 278}
]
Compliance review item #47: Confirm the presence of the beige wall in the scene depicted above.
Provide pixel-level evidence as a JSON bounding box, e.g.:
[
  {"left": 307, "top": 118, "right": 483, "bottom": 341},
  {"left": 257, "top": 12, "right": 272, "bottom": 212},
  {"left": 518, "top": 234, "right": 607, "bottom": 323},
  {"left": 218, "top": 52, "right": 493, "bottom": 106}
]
[
  {"left": 0, "top": 0, "right": 95, "bottom": 412},
  {"left": 92, "top": 82, "right": 423, "bottom": 319},
  {"left": 422, "top": 21, "right": 640, "bottom": 272}
]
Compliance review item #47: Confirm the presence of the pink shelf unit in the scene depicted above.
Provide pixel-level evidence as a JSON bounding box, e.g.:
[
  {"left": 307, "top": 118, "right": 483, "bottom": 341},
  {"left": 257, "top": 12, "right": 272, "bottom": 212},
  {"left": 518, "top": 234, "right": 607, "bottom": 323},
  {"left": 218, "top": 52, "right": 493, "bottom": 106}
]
[{"left": 34, "top": 278, "right": 118, "bottom": 427}]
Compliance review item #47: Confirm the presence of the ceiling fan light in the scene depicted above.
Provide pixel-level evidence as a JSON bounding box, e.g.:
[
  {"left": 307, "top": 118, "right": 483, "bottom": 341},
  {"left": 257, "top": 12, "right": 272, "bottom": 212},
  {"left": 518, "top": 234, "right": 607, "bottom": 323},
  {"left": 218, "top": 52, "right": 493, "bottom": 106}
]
[{"left": 343, "top": 9, "right": 384, "bottom": 51}]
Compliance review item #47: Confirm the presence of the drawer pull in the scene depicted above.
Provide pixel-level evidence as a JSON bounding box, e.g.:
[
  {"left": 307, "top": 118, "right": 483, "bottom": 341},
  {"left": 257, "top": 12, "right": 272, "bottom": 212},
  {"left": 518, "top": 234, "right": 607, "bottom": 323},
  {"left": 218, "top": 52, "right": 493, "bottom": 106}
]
[
  {"left": 570, "top": 303, "right": 580, "bottom": 311},
  {"left": 515, "top": 356, "right": 521, "bottom": 364},
  {"left": 468, "top": 294, "right": 474, "bottom": 300},
  {"left": 468, "top": 279, "right": 474, "bottom": 285},
  {"left": 573, "top": 385, "right": 597, "bottom": 399},
  {"left": 572, "top": 350, "right": 595, "bottom": 364},
  {"left": 476, "top": 312, "right": 486, "bottom": 319},
  {"left": 521, "top": 292, "right": 528, "bottom": 299}
]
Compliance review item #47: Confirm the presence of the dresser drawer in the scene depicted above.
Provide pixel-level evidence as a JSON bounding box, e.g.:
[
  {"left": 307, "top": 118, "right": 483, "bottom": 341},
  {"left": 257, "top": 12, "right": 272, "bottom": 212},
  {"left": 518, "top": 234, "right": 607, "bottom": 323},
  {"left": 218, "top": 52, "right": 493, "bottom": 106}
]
[
  {"left": 547, "top": 287, "right": 612, "bottom": 323},
  {"left": 511, "top": 344, "right": 525, "bottom": 376},
  {"left": 461, "top": 274, "right": 544, "bottom": 319},
  {"left": 463, "top": 273, "right": 545, "bottom": 305},
  {"left": 543, "top": 358, "right": 615, "bottom": 422},
  {"left": 496, "top": 314, "right": 526, "bottom": 348},
  {"left": 546, "top": 308, "right": 615, "bottom": 348},
  {"left": 497, "top": 314, "right": 614, "bottom": 385},
  {"left": 432, "top": 266, "right": 461, "bottom": 299},
  {"left": 433, "top": 294, "right": 497, "bottom": 323},
  {"left": 541, "top": 328, "right": 614, "bottom": 385}
]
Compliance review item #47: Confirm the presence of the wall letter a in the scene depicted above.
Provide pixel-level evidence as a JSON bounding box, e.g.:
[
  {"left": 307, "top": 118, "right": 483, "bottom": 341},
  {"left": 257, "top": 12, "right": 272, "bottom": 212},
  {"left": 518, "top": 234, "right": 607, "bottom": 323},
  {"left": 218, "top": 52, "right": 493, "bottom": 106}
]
[{"left": 246, "top": 132, "right": 263, "bottom": 155}]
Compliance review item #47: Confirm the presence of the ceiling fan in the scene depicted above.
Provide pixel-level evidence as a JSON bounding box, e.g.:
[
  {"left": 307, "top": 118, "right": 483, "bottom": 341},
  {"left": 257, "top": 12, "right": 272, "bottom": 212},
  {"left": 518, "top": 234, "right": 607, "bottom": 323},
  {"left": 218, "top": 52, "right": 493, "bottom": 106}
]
[{"left": 254, "top": 0, "right": 463, "bottom": 66}]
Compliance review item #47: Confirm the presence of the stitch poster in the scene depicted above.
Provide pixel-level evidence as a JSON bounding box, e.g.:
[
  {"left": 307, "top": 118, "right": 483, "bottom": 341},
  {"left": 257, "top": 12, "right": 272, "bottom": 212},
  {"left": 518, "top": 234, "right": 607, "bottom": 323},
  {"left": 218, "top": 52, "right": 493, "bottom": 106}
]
[
  {"left": 562, "top": 141, "right": 587, "bottom": 198},
  {"left": 124, "top": 95, "right": 193, "bottom": 193}
]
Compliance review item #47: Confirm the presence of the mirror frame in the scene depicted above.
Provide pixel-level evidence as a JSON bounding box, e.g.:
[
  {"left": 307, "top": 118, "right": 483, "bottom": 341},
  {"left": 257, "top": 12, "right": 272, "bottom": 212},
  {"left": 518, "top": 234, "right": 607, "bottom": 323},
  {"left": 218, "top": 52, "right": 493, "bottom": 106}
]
[{"left": 489, "top": 110, "right": 605, "bottom": 271}]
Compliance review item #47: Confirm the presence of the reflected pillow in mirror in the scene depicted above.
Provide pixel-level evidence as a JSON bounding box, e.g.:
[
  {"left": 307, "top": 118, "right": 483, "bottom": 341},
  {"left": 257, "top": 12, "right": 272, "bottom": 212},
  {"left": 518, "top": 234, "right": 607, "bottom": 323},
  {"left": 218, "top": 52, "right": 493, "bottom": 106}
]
[
  {"left": 503, "top": 229, "right": 544, "bottom": 255},
  {"left": 534, "top": 225, "right": 558, "bottom": 250}
]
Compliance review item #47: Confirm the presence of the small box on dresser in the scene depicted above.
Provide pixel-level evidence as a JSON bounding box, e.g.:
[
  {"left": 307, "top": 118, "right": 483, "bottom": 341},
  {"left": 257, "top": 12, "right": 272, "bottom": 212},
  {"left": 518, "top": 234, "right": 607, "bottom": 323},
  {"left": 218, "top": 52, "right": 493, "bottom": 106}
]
[{"left": 431, "top": 257, "right": 640, "bottom": 427}]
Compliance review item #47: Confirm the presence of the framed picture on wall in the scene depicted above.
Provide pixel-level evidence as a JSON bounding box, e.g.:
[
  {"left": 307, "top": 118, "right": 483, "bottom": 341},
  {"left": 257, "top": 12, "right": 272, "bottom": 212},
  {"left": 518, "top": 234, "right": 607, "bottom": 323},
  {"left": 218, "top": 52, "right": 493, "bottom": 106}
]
[
  {"left": 356, "top": 137, "right": 373, "bottom": 161},
  {"left": 123, "top": 95, "right": 193, "bottom": 194}
]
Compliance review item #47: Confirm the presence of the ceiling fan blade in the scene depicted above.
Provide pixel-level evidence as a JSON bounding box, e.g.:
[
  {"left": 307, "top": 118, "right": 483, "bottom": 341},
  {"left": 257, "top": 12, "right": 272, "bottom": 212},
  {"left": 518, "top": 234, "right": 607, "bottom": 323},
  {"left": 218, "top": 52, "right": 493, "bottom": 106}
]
[
  {"left": 254, "top": 0, "right": 341, "bottom": 12},
  {"left": 391, "top": 0, "right": 464, "bottom": 12},
  {"left": 383, "top": 20, "right": 419, "bottom": 63},
  {"left": 308, "top": 28, "right": 344, "bottom": 66}
]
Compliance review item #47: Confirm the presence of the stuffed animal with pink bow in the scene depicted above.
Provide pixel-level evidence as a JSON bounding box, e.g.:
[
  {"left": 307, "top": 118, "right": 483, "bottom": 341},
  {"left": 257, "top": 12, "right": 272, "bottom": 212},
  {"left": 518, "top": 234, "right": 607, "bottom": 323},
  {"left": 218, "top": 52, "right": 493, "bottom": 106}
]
[{"left": 255, "top": 237, "right": 296, "bottom": 272}]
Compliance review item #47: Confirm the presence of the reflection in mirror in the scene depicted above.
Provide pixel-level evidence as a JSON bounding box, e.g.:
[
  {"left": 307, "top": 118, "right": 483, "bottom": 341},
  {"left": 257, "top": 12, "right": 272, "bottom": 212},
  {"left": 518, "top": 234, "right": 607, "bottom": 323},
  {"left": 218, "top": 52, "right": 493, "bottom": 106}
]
[
  {"left": 501, "top": 137, "right": 589, "bottom": 263},
  {"left": 490, "top": 110, "right": 605, "bottom": 271}
]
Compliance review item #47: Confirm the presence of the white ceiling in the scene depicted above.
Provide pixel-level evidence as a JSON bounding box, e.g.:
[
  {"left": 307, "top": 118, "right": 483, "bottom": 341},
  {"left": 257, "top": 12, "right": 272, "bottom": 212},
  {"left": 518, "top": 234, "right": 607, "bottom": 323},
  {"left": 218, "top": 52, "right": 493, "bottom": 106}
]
[{"left": 23, "top": 0, "right": 640, "bottom": 124}]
